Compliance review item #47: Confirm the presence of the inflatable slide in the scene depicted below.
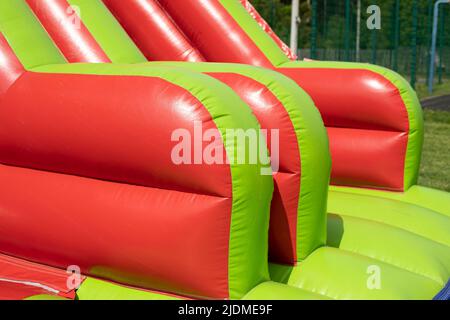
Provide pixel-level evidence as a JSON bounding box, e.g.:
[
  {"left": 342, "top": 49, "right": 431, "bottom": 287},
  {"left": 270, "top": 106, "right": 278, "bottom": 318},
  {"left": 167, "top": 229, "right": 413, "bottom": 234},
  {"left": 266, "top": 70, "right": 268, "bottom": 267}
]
[{"left": 0, "top": 0, "right": 448, "bottom": 300}]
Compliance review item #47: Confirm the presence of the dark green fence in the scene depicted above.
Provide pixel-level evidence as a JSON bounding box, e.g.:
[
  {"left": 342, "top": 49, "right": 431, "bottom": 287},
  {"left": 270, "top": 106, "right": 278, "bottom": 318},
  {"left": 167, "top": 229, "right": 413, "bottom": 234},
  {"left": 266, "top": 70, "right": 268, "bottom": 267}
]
[{"left": 252, "top": 0, "right": 450, "bottom": 88}]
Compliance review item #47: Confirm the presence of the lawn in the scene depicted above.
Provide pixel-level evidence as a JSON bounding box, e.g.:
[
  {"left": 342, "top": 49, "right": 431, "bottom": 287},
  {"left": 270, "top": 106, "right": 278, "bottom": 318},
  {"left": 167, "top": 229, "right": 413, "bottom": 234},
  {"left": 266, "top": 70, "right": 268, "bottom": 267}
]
[
  {"left": 418, "top": 106, "right": 450, "bottom": 192},
  {"left": 416, "top": 81, "right": 450, "bottom": 100}
]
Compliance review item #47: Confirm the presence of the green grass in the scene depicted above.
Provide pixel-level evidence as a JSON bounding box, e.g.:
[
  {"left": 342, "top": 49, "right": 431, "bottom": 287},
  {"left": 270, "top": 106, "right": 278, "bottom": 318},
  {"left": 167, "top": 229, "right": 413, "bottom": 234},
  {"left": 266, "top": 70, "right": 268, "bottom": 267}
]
[
  {"left": 416, "top": 81, "right": 450, "bottom": 100},
  {"left": 418, "top": 109, "right": 450, "bottom": 192}
]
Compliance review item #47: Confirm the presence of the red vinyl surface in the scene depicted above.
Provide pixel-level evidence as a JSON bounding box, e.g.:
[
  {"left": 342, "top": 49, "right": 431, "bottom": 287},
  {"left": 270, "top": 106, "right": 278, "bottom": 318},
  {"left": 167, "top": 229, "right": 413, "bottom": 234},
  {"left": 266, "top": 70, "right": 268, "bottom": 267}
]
[
  {"left": 104, "top": 0, "right": 205, "bottom": 62},
  {"left": 151, "top": 0, "right": 411, "bottom": 191},
  {"left": 327, "top": 127, "right": 407, "bottom": 190},
  {"left": 99, "top": 0, "right": 302, "bottom": 264},
  {"left": 280, "top": 68, "right": 409, "bottom": 190},
  {"left": 279, "top": 68, "right": 410, "bottom": 132},
  {"left": 26, "top": 0, "right": 111, "bottom": 63},
  {"left": 0, "top": 163, "right": 231, "bottom": 299},
  {"left": 0, "top": 71, "right": 231, "bottom": 197},
  {"left": 0, "top": 253, "right": 79, "bottom": 300},
  {"left": 11, "top": 0, "right": 414, "bottom": 192},
  {"left": 208, "top": 72, "right": 301, "bottom": 263},
  {"left": 0, "top": 0, "right": 427, "bottom": 300},
  {"left": 0, "top": 282, "right": 52, "bottom": 300},
  {"left": 3, "top": 0, "right": 305, "bottom": 264},
  {"left": 0, "top": 33, "right": 24, "bottom": 96},
  {"left": 157, "top": 0, "right": 275, "bottom": 68},
  {"left": 0, "top": 69, "right": 234, "bottom": 298}
]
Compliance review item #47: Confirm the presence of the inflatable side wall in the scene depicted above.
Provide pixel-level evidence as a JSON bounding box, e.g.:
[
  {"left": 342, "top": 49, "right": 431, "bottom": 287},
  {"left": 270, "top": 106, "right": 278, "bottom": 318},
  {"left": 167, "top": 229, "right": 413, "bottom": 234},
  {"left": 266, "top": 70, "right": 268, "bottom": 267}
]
[
  {"left": 0, "top": 0, "right": 276, "bottom": 300},
  {"left": 0, "top": 0, "right": 448, "bottom": 300}
]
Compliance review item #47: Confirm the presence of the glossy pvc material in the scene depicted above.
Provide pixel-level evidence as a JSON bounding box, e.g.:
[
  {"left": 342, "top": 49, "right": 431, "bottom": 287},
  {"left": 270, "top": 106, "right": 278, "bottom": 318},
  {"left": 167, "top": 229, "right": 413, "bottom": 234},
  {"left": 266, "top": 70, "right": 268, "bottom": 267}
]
[
  {"left": 148, "top": 0, "right": 449, "bottom": 299},
  {"left": 270, "top": 247, "right": 444, "bottom": 300},
  {"left": 156, "top": 0, "right": 423, "bottom": 192},
  {"left": 103, "top": 0, "right": 205, "bottom": 62},
  {"left": 67, "top": 0, "right": 146, "bottom": 63},
  {"left": 148, "top": 62, "right": 331, "bottom": 264},
  {"left": 330, "top": 185, "right": 450, "bottom": 217},
  {"left": 243, "top": 281, "right": 330, "bottom": 300},
  {"left": 157, "top": 0, "right": 282, "bottom": 68},
  {"left": 326, "top": 214, "right": 450, "bottom": 284},
  {"left": 39, "top": 0, "right": 331, "bottom": 264},
  {"left": 0, "top": 33, "right": 24, "bottom": 95},
  {"left": 25, "top": 295, "right": 68, "bottom": 300},
  {"left": 0, "top": 0, "right": 272, "bottom": 302},
  {"left": 0, "top": 0, "right": 276, "bottom": 300},
  {"left": 280, "top": 61, "right": 423, "bottom": 191},
  {"left": 0, "top": 164, "right": 231, "bottom": 299},
  {"left": 26, "top": 0, "right": 111, "bottom": 63},
  {"left": 0, "top": 0, "right": 66, "bottom": 68},
  {"left": 0, "top": 253, "right": 80, "bottom": 300},
  {"left": 0, "top": 69, "right": 232, "bottom": 196},
  {"left": 0, "top": 0, "right": 449, "bottom": 301},
  {"left": 327, "top": 188, "right": 450, "bottom": 247},
  {"left": 239, "top": 0, "right": 297, "bottom": 61},
  {"left": 0, "top": 58, "right": 273, "bottom": 300}
]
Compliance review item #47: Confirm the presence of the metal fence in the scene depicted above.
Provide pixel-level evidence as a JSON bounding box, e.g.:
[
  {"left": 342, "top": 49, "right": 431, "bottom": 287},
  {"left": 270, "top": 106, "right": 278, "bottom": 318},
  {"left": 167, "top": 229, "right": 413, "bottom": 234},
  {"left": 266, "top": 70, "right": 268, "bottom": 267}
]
[{"left": 253, "top": 0, "right": 450, "bottom": 88}]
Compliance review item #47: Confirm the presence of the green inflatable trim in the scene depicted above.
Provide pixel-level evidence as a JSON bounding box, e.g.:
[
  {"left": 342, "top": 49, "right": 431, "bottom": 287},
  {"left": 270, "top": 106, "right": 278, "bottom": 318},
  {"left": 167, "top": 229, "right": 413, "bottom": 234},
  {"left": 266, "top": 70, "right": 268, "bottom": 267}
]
[
  {"left": 330, "top": 185, "right": 450, "bottom": 217},
  {"left": 270, "top": 247, "right": 444, "bottom": 300},
  {"left": 76, "top": 278, "right": 182, "bottom": 300},
  {"left": 211, "top": 4, "right": 423, "bottom": 191},
  {"left": 147, "top": 61, "right": 331, "bottom": 261},
  {"left": 67, "top": 0, "right": 146, "bottom": 63},
  {"left": 327, "top": 214, "right": 450, "bottom": 285},
  {"left": 243, "top": 281, "right": 330, "bottom": 300},
  {"left": 78, "top": 278, "right": 331, "bottom": 300},
  {"left": 218, "top": 0, "right": 290, "bottom": 67},
  {"left": 32, "top": 63, "right": 274, "bottom": 300},
  {"left": 327, "top": 187, "right": 450, "bottom": 247}
]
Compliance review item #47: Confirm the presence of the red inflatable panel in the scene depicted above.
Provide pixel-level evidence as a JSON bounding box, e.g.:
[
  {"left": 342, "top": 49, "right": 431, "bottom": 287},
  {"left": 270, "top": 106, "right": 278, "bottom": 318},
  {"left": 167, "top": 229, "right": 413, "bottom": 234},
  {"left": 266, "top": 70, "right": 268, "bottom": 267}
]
[
  {"left": 157, "top": 0, "right": 274, "bottom": 68},
  {"left": 279, "top": 67, "right": 410, "bottom": 190},
  {"left": 0, "top": 164, "right": 232, "bottom": 299},
  {"left": 0, "top": 33, "right": 24, "bottom": 95},
  {"left": 17, "top": 0, "right": 304, "bottom": 263},
  {"left": 0, "top": 71, "right": 231, "bottom": 197},
  {"left": 279, "top": 68, "right": 410, "bottom": 132},
  {"left": 26, "top": 0, "right": 111, "bottom": 63},
  {"left": 328, "top": 127, "right": 407, "bottom": 190},
  {"left": 103, "top": 0, "right": 205, "bottom": 62},
  {"left": 269, "top": 172, "right": 301, "bottom": 263},
  {"left": 150, "top": 0, "right": 414, "bottom": 191},
  {"left": 206, "top": 72, "right": 301, "bottom": 264},
  {"left": 0, "top": 253, "right": 80, "bottom": 300},
  {"left": 207, "top": 73, "right": 300, "bottom": 173},
  {"left": 0, "top": 282, "right": 53, "bottom": 300}
]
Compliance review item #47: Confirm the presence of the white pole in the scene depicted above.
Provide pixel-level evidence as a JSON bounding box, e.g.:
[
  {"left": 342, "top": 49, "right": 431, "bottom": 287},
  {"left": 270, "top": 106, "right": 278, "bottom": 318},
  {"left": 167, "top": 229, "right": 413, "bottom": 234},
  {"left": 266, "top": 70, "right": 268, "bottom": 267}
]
[
  {"left": 290, "top": 0, "right": 300, "bottom": 55},
  {"left": 428, "top": 0, "right": 450, "bottom": 93},
  {"left": 356, "top": 0, "right": 361, "bottom": 61}
]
